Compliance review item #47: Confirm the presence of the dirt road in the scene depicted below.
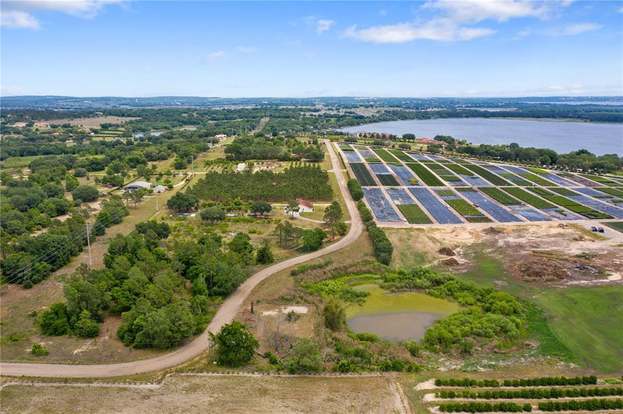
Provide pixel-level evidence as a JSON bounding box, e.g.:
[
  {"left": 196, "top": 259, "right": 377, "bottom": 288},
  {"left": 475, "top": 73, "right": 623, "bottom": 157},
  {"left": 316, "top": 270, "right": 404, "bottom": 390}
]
[{"left": 0, "top": 140, "right": 363, "bottom": 378}]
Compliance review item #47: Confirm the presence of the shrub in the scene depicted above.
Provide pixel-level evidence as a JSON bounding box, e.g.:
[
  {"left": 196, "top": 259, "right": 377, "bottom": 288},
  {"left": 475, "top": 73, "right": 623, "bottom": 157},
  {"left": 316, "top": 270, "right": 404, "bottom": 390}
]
[
  {"left": 323, "top": 298, "right": 346, "bottom": 331},
  {"left": 38, "top": 303, "right": 70, "bottom": 336},
  {"left": 74, "top": 310, "right": 100, "bottom": 338},
  {"left": 404, "top": 340, "right": 420, "bottom": 357},
  {"left": 347, "top": 179, "right": 363, "bottom": 201},
  {"left": 72, "top": 185, "right": 99, "bottom": 203},
  {"left": 284, "top": 339, "right": 323, "bottom": 374},
  {"left": 31, "top": 343, "right": 49, "bottom": 356}
]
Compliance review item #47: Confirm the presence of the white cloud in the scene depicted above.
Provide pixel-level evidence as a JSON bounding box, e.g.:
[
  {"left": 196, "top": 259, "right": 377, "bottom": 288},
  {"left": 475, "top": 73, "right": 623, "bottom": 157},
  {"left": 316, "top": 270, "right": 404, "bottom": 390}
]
[
  {"left": 1, "top": 0, "right": 124, "bottom": 29},
  {"left": 207, "top": 50, "right": 225, "bottom": 61},
  {"left": 425, "top": 0, "right": 547, "bottom": 23},
  {"left": 554, "top": 22, "right": 602, "bottom": 36},
  {"left": 1, "top": 10, "right": 39, "bottom": 29},
  {"left": 344, "top": 0, "right": 560, "bottom": 44},
  {"left": 345, "top": 18, "right": 494, "bottom": 43},
  {"left": 303, "top": 16, "right": 335, "bottom": 34},
  {"left": 315, "top": 18, "right": 335, "bottom": 33}
]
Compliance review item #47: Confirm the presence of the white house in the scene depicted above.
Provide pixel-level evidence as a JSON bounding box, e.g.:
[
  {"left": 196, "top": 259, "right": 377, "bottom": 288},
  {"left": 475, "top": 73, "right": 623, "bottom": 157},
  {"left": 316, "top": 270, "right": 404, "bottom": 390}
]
[
  {"left": 296, "top": 198, "right": 314, "bottom": 213},
  {"left": 124, "top": 180, "right": 151, "bottom": 192}
]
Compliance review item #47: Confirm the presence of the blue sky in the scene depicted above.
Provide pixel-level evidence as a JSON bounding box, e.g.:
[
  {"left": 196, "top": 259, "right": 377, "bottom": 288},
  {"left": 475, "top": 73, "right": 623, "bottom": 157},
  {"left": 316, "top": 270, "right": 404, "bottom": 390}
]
[{"left": 1, "top": 0, "right": 622, "bottom": 97}]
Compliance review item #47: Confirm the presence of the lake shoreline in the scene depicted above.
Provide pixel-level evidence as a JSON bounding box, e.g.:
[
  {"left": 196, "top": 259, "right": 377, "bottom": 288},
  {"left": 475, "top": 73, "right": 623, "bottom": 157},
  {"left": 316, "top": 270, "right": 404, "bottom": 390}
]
[{"left": 339, "top": 117, "right": 623, "bottom": 155}]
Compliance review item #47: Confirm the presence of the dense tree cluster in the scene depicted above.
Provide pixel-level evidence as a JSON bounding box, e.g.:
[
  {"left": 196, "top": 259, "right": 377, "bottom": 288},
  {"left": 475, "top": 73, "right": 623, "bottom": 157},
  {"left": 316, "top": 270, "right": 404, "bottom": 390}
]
[
  {"left": 456, "top": 143, "right": 621, "bottom": 173},
  {"left": 35, "top": 221, "right": 247, "bottom": 349},
  {"left": 1, "top": 196, "right": 128, "bottom": 287},
  {"left": 189, "top": 165, "right": 332, "bottom": 203}
]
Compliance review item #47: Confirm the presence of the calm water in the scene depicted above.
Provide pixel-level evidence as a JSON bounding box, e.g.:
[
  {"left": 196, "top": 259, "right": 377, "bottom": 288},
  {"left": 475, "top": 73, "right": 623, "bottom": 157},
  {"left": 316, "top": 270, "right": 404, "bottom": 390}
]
[
  {"left": 347, "top": 311, "right": 443, "bottom": 341},
  {"left": 341, "top": 118, "right": 623, "bottom": 155}
]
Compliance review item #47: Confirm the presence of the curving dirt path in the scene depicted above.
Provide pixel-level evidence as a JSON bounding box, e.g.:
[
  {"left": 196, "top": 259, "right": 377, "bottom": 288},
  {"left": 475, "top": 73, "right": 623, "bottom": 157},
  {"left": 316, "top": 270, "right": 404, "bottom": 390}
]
[{"left": 0, "top": 140, "right": 363, "bottom": 378}]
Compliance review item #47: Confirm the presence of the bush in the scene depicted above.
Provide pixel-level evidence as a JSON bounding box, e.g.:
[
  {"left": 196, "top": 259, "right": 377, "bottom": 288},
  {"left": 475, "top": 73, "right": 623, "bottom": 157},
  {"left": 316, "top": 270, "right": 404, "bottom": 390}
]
[
  {"left": 72, "top": 185, "right": 99, "bottom": 203},
  {"left": 200, "top": 206, "right": 225, "bottom": 223},
  {"left": 212, "top": 321, "right": 258, "bottom": 367},
  {"left": 284, "top": 339, "right": 323, "bottom": 374},
  {"left": 38, "top": 303, "right": 71, "bottom": 336},
  {"left": 323, "top": 298, "right": 346, "bottom": 331},
  {"left": 255, "top": 241, "right": 274, "bottom": 264},
  {"left": 31, "top": 343, "right": 49, "bottom": 356},
  {"left": 301, "top": 228, "right": 326, "bottom": 252},
  {"left": 74, "top": 310, "right": 100, "bottom": 338},
  {"left": 404, "top": 340, "right": 420, "bottom": 357}
]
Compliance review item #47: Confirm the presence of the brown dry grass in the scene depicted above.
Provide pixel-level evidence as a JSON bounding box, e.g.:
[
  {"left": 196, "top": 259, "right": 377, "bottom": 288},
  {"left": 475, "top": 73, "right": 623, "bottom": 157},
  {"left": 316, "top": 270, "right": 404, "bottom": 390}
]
[{"left": 0, "top": 374, "right": 406, "bottom": 414}]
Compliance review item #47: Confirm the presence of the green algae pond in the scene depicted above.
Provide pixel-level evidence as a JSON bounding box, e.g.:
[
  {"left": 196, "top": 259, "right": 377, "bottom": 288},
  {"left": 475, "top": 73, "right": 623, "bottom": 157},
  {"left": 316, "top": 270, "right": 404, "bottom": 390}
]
[{"left": 345, "top": 285, "right": 460, "bottom": 342}]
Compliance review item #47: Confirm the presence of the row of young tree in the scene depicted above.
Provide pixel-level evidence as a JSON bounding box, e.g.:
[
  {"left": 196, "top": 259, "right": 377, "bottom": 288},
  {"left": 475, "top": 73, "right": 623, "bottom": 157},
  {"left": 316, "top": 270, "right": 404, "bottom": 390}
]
[
  {"left": 188, "top": 165, "right": 333, "bottom": 203},
  {"left": 434, "top": 376, "right": 598, "bottom": 388},
  {"left": 356, "top": 200, "right": 393, "bottom": 265},
  {"left": 438, "top": 402, "right": 532, "bottom": 413},
  {"left": 538, "top": 399, "right": 623, "bottom": 411},
  {"left": 438, "top": 387, "right": 622, "bottom": 400}
]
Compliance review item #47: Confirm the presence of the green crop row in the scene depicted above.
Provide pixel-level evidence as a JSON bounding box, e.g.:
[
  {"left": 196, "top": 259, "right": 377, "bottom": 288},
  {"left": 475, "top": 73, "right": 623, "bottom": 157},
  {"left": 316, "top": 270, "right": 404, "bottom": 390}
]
[
  {"left": 372, "top": 148, "right": 401, "bottom": 163},
  {"left": 501, "top": 187, "right": 556, "bottom": 209},
  {"left": 527, "top": 188, "right": 611, "bottom": 219},
  {"left": 376, "top": 174, "right": 400, "bottom": 186},
  {"left": 350, "top": 163, "right": 377, "bottom": 186},
  {"left": 461, "top": 163, "right": 511, "bottom": 186},
  {"left": 397, "top": 204, "right": 432, "bottom": 224},
  {"left": 435, "top": 376, "right": 598, "bottom": 388},
  {"left": 389, "top": 149, "right": 415, "bottom": 162},
  {"left": 444, "top": 198, "right": 491, "bottom": 223},
  {"left": 406, "top": 163, "right": 444, "bottom": 186},
  {"left": 479, "top": 187, "right": 521, "bottom": 205}
]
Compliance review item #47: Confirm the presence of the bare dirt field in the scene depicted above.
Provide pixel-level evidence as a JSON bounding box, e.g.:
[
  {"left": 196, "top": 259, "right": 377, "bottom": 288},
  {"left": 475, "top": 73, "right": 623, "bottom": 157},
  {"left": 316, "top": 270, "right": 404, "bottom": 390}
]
[
  {"left": 34, "top": 116, "right": 139, "bottom": 129},
  {"left": 0, "top": 371, "right": 408, "bottom": 414},
  {"left": 387, "top": 222, "right": 623, "bottom": 286}
]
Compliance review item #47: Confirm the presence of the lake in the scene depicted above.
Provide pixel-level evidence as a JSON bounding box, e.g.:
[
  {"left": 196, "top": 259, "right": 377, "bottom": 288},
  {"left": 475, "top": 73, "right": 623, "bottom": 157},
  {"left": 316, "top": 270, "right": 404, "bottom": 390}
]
[{"left": 341, "top": 118, "right": 623, "bottom": 155}]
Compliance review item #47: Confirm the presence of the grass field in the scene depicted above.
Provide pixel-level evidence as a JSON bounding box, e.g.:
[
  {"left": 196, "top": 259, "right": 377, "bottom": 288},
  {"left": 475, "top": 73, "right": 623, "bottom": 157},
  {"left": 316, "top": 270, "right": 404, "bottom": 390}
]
[
  {"left": 406, "top": 163, "right": 444, "bottom": 186},
  {"left": 397, "top": 204, "right": 432, "bottom": 224},
  {"left": 0, "top": 155, "right": 43, "bottom": 169},
  {"left": 533, "top": 286, "right": 623, "bottom": 373}
]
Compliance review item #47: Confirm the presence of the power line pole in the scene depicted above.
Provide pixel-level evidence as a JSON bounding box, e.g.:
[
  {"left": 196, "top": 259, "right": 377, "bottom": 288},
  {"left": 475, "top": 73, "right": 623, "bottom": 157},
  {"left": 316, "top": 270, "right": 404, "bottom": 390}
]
[{"left": 85, "top": 222, "right": 93, "bottom": 268}]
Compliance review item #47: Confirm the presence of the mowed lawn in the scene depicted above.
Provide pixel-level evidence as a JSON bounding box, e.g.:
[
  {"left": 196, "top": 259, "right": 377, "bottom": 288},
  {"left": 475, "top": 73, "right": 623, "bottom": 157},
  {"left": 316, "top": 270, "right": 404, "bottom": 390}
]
[{"left": 533, "top": 285, "right": 623, "bottom": 373}]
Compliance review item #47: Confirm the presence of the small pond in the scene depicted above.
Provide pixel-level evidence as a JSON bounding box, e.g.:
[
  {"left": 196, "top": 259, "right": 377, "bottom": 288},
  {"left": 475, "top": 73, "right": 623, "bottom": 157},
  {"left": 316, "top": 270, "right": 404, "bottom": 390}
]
[{"left": 346, "top": 285, "right": 459, "bottom": 342}]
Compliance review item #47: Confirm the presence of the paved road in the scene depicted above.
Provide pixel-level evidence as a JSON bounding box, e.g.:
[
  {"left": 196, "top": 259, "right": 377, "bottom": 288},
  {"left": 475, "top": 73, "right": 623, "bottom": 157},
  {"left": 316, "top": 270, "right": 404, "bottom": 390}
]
[{"left": 0, "top": 140, "right": 363, "bottom": 378}]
